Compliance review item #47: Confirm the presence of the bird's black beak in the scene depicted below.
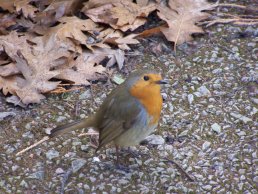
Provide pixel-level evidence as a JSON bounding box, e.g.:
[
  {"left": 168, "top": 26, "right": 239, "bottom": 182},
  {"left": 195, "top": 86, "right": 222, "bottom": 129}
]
[{"left": 156, "top": 80, "right": 168, "bottom": 84}]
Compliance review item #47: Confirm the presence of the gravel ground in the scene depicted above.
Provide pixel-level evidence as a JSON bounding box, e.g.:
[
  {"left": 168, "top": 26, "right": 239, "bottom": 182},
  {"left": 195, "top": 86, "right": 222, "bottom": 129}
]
[{"left": 0, "top": 12, "right": 258, "bottom": 194}]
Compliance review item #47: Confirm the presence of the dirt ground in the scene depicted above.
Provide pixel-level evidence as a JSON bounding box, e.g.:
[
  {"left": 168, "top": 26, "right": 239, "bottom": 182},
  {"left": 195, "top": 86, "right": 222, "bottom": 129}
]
[{"left": 0, "top": 2, "right": 258, "bottom": 194}]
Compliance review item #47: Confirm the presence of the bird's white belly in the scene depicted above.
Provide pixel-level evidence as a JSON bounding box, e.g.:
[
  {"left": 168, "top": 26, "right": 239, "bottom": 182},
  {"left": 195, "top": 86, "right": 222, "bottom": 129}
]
[{"left": 114, "top": 124, "right": 157, "bottom": 146}]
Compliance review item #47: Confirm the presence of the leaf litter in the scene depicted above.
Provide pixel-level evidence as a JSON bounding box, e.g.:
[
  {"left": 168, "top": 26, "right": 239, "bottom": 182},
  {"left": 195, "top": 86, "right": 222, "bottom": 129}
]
[{"left": 0, "top": 0, "right": 255, "bottom": 105}]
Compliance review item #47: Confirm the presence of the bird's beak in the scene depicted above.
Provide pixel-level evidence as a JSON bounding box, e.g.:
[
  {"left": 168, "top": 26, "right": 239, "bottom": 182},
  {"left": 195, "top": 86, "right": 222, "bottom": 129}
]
[{"left": 155, "top": 80, "right": 168, "bottom": 84}]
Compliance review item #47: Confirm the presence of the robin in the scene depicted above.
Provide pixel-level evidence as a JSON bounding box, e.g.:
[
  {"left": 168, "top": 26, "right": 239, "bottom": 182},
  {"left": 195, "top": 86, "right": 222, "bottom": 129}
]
[{"left": 49, "top": 69, "right": 167, "bottom": 155}]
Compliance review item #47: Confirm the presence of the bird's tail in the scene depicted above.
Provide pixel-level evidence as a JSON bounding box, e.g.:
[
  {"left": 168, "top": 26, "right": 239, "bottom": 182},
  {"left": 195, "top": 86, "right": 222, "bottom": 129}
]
[{"left": 49, "top": 116, "right": 95, "bottom": 138}]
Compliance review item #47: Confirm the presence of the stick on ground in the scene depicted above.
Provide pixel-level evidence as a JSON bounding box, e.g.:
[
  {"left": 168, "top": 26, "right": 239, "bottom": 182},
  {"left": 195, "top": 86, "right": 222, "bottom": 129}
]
[{"left": 16, "top": 136, "right": 49, "bottom": 156}]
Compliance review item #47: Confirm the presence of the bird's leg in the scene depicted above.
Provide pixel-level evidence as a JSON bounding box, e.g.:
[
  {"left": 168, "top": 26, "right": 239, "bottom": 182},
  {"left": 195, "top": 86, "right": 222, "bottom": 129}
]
[
  {"left": 114, "top": 146, "right": 130, "bottom": 172},
  {"left": 126, "top": 147, "right": 147, "bottom": 158}
]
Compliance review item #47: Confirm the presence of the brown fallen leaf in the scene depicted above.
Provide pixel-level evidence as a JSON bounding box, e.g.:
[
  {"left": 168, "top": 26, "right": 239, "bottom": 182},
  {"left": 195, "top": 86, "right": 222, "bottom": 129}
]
[
  {"left": 98, "top": 28, "right": 139, "bottom": 50},
  {"left": 14, "top": 0, "right": 38, "bottom": 18},
  {"left": 0, "top": 13, "right": 17, "bottom": 35},
  {"left": 0, "top": 62, "right": 19, "bottom": 77},
  {"left": 83, "top": 0, "right": 156, "bottom": 32},
  {"left": 56, "top": 48, "right": 125, "bottom": 84},
  {"left": 157, "top": 0, "right": 216, "bottom": 45},
  {"left": 34, "top": 0, "right": 83, "bottom": 26},
  {"left": 0, "top": 75, "right": 22, "bottom": 95},
  {"left": 33, "top": 16, "right": 107, "bottom": 52},
  {"left": 0, "top": 0, "right": 15, "bottom": 13},
  {"left": 0, "top": 31, "right": 70, "bottom": 104}
]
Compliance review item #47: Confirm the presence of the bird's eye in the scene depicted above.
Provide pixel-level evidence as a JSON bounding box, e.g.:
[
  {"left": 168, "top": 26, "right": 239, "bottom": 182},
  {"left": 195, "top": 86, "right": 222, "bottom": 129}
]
[{"left": 143, "top": 75, "right": 149, "bottom": 81}]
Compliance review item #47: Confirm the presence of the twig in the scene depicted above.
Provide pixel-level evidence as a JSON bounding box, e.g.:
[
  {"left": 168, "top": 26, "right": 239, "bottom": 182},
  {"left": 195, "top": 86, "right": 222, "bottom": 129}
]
[
  {"left": 199, "top": 18, "right": 258, "bottom": 27},
  {"left": 16, "top": 136, "right": 49, "bottom": 156},
  {"left": 78, "top": 132, "right": 99, "bottom": 137},
  {"left": 163, "top": 157, "right": 195, "bottom": 182},
  {"left": 217, "top": 3, "right": 258, "bottom": 11},
  {"left": 49, "top": 86, "right": 84, "bottom": 94},
  {"left": 174, "top": 14, "right": 184, "bottom": 54}
]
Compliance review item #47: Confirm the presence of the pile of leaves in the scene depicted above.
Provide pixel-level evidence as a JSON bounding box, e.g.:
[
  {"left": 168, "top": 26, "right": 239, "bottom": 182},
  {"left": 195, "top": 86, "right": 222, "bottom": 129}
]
[{"left": 0, "top": 0, "right": 219, "bottom": 105}]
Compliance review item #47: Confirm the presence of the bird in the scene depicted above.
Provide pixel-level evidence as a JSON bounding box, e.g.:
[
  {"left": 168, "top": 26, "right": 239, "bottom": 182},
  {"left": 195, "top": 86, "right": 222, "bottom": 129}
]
[{"left": 49, "top": 69, "right": 167, "bottom": 156}]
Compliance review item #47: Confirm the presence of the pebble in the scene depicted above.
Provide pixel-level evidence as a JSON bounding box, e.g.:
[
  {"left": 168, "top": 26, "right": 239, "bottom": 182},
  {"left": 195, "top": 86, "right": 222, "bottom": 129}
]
[
  {"left": 72, "top": 158, "right": 87, "bottom": 173},
  {"left": 202, "top": 141, "right": 211, "bottom": 151},
  {"left": 211, "top": 123, "right": 221, "bottom": 133},
  {"left": 55, "top": 168, "right": 64, "bottom": 174},
  {"left": 145, "top": 134, "right": 165, "bottom": 145},
  {"left": 80, "top": 145, "right": 89, "bottom": 151},
  {"left": 188, "top": 94, "right": 194, "bottom": 104},
  {"left": 19, "top": 180, "right": 28, "bottom": 188},
  {"left": 230, "top": 112, "right": 252, "bottom": 123},
  {"left": 45, "top": 149, "right": 59, "bottom": 160},
  {"left": 28, "top": 171, "right": 44, "bottom": 180},
  {"left": 79, "top": 90, "right": 91, "bottom": 100},
  {"left": 0, "top": 112, "right": 16, "bottom": 120},
  {"left": 197, "top": 86, "right": 211, "bottom": 97},
  {"left": 22, "top": 131, "right": 34, "bottom": 138},
  {"left": 202, "top": 185, "right": 212, "bottom": 191},
  {"left": 56, "top": 116, "right": 66, "bottom": 122}
]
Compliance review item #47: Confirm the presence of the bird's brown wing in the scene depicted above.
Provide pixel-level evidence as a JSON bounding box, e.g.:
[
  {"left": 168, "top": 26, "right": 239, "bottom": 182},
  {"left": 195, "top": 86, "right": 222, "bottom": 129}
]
[{"left": 96, "top": 91, "right": 142, "bottom": 151}]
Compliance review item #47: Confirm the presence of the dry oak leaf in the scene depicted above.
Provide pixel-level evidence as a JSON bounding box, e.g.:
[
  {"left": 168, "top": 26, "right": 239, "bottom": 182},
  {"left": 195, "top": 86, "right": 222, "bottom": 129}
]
[
  {"left": 35, "top": 16, "right": 107, "bottom": 51},
  {"left": 98, "top": 28, "right": 139, "bottom": 50},
  {"left": 157, "top": 0, "right": 215, "bottom": 45},
  {"left": 0, "top": 75, "right": 22, "bottom": 96},
  {"left": 83, "top": 0, "right": 156, "bottom": 31},
  {"left": 56, "top": 48, "right": 125, "bottom": 85},
  {"left": 0, "top": 62, "right": 19, "bottom": 77},
  {"left": 35, "top": 0, "right": 83, "bottom": 26},
  {"left": 0, "top": 32, "right": 70, "bottom": 104},
  {"left": 0, "top": 0, "right": 15, "bottom": 12},
  {"left": 0, "top": 13, "right": 17, "bottom": 35},
  {"left": 14, "top": 0, "right": 38, "bottom": 18}
]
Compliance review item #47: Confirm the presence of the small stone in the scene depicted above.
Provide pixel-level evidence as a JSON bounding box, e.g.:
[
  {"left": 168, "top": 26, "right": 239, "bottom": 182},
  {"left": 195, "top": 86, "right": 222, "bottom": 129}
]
[
  {"left": 80, "top": 145, "right": 89, "bottom": 151},
  {"left": 211, "top": 123, "right": 221, "bottom": 134},
  {"left": 0, "top": 112, "right": 16, "bottom": 121},
  {"left": 212, "top": 68, "right": 222, "bottom": 74},
  {"left": 55, "top": 168, "right": 64, "bottom": 174},
  {"left": 72, "top": 158, "right": 86, "bottom": 173},
  {"left": 197, "top": 86, "right": 211, "bottom": 97},
  {"left": 162, "top": 93, "right": 168, "bottom": 100},
  {"left": 239, "top": 169, "right": 246, "bottom": 174},
  {"left": 46, "top": 149, "right": 59, "bottom": 160},
  {"left": 188, "top": 94, "right": 194, "bottom": 104},
  {"left": 202, "top": 141, "right": 211, "bottom": 151},
  {"left": 240, "top": 175, "right": 245, "bottom": 180},
  {"left": 84, "top": 184, "right": 90, "bottom": 190},
  {"left": 56, "top": 116, "right": 66, "bottom": 122},
  {"left": 145, "top": 134, "right": 165, "bottom": 145},
  {"left": 80, "top": 114, "right": 86, "bottom": 119},
  {"left": 93, "top": 157, "right": 100, "bottom": 162},
  {"left": 178, "top": 130, "right": 188, "bottom": 137},
  {"left": 230, "top": 112, "right": 252, "bottom": 123},
  {"left": 202, "top": 185, "right": 212, "bottom": 191},
  {"left": 20, "top": 180, "right": 28, "bottom": 188},
  {"left": 253, "top": 176, "right": 258, "bottom": 183},
  {"left": 28, "top": 171, "right": 44, "bottom": 180},
  {"left": 237, "top": 131, "right": 246, "bottom": 137},
  {"left": 238, "top": 182, "right": 244, "bottom": 190},
  {"left": 79, "top": 90, "right": 91, "bottom": 100},
  {"left": 12, "top": 165, "right": 19, "bottom": 171},
  {"left": 250, "top": 98, "right": 258, "bottom": 104},
  {"left": 25, "top": 123, "right": 31, "bottom": 130},
  {"left": 112, "top": 74, "right": 125, "bottom": 85},
  {"left": 89, "top": 177, "right": 96, "bottom": 183},
  {"left": 22, "top": 131, "right": 34, "bottom": 138}
]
